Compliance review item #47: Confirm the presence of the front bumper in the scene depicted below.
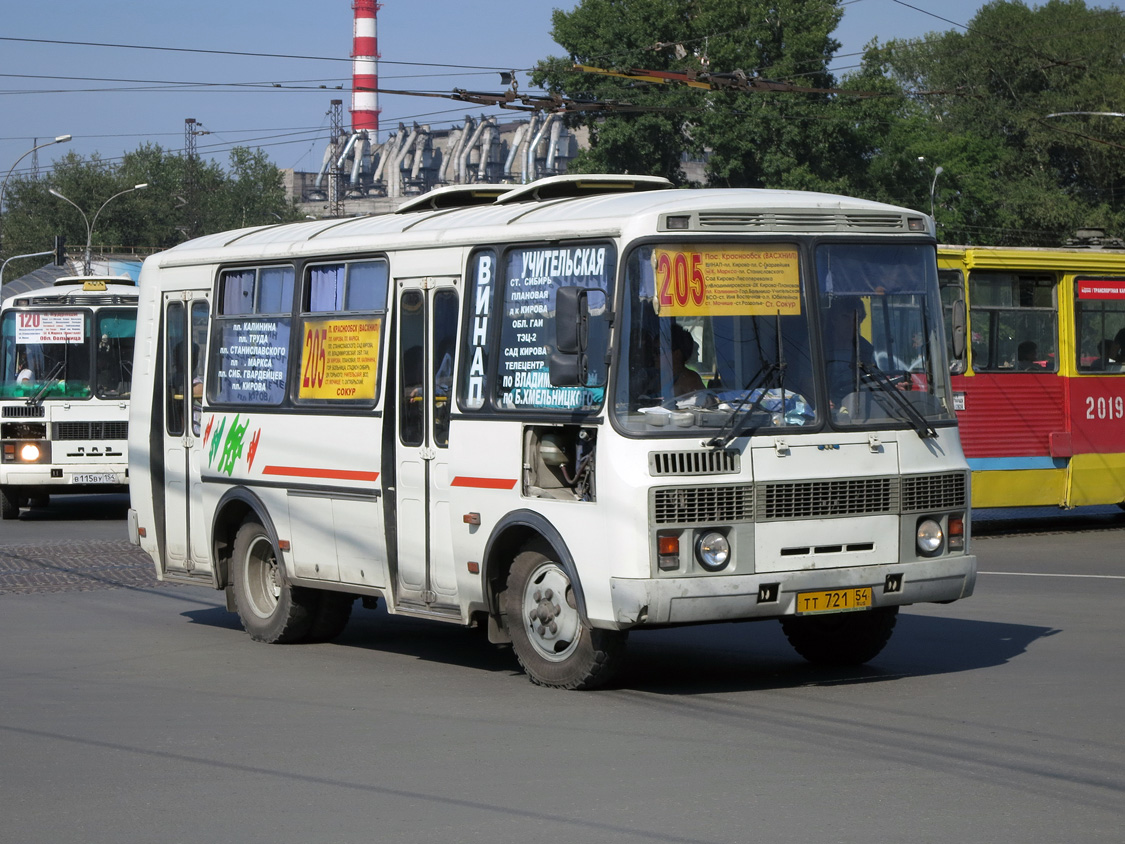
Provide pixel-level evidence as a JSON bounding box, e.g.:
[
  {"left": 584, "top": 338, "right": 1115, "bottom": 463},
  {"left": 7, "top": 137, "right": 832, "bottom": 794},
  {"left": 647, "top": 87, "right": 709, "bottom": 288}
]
[{"left": 608, "top": 554, "right": 977, "bottom": 628}]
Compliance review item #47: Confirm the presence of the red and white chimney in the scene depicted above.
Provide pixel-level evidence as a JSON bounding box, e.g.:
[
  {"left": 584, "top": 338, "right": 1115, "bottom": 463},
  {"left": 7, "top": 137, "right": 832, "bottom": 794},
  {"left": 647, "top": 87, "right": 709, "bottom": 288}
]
[{"left": 351, "top": 0, "right": 381, "bottom": 134}]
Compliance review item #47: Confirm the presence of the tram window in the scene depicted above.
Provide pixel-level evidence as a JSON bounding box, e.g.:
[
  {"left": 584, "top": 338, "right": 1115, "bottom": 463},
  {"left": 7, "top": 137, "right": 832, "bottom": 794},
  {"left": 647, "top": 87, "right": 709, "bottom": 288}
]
[
  {"left": 968, "top": 271, "right": 1057, "bottom": 372},
  {"left": 1075, "top": 277, "right": 1125, "bottom": 372}
]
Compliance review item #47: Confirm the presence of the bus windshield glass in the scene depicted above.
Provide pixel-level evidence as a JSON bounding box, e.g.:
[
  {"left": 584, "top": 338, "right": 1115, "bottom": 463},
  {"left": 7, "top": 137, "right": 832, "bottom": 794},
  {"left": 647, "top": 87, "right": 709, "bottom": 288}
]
[
  {"left": 613, "top": 242, "right": 955, "bottom": 436},
  {"left": 815, "top": 243, "right": 955, "bottom": 430},
  {"left": 0, "top": 309, "right": 96, "bottom": 399}
]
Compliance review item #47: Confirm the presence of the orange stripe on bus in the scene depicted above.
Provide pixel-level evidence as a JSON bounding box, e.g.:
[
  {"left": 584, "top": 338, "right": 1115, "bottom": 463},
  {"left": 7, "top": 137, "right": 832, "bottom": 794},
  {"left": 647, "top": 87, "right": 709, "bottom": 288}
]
[
  {"left": 451, "top": 476, "right": 518, "bottom": 490},
  {"left": 262, "top": 465, "right": 379, "bottom": 482}
]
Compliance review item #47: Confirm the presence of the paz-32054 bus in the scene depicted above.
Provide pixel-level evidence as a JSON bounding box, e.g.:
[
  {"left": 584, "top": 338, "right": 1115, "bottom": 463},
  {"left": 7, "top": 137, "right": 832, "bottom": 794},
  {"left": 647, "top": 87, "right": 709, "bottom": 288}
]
[
  {"left": 128, "top": 175, "right": 976, "bottom": 689},
  {"left": 0, "top": 276, "right": 136, "bottom": 518}
]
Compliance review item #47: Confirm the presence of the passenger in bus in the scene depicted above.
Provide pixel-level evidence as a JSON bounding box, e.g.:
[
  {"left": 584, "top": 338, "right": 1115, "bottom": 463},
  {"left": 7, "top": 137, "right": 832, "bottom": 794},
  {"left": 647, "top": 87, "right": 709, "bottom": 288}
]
[
  {"left": 670, "top": 323, "right": 704, "bottom": 396},
  {"left": 1016, "top": 340, "right": 1044, "bottom": 370},
  {"left": 15, "top": 352, "right": 33, "bottom": 385},
  {"left": 823, "top": 297, "right": 874, "bottom": 406},
  {"left": 1089, "top": 337, "right": 1120, "bottom": 371}
]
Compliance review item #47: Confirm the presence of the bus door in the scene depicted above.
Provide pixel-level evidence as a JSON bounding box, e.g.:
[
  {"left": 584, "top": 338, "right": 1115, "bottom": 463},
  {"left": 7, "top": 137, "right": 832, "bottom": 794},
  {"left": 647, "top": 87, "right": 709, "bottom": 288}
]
[
  {"left": 393, "top": 278, "right": 460, "bottom": 611},
  {"left": 161, "top": 293, "right": 212, "bottom": 577}
]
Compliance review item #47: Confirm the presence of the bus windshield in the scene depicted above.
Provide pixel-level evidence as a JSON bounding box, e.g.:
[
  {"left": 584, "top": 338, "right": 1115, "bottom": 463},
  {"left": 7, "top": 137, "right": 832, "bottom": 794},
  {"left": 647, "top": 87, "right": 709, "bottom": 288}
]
[
  {"left": 613, "top": 242, "right": 955, "bottom": 436},
  {"left": 0, "top": 308, "right": 136, "bottom": 400}
]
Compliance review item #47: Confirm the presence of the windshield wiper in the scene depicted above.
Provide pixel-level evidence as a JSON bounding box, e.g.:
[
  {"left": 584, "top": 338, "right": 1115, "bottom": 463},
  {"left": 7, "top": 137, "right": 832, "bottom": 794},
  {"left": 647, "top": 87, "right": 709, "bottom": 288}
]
[
  {"left": 25, "top": 361, "right": 66, "bottom": 407},
  {"left": 857, "top": 362, "right": 937, "bottom": 439},
  {"left": 708, "top": 313, "right": 790, "bottom": 450}
]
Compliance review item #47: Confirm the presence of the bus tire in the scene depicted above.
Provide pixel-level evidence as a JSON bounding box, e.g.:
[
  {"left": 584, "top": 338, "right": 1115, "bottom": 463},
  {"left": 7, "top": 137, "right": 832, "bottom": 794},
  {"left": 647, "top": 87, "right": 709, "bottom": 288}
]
[
  {"left": 0, "top": 486, "right": 20, "bottom": 520},
  {"left": 306, "top": 592, "right": 354, "bottom": 643},
  {"left": 503, "top": 549, "right": 625, "bottom": 690},
  {"left": 780, "top": 606, "right": 898, "bottom": 666},
  {"left": 230, "top": 519, "right": 314, "bottom": 644}
]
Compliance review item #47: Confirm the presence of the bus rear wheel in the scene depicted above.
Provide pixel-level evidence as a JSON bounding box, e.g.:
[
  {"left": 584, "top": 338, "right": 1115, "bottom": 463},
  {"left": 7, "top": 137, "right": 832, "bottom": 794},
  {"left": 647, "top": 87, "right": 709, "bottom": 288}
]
[
  {"left": 780, "top": 607, "right": 898, "bottom": 666},
  {"left": 230, "top": 519, "right": 314, "bottom": 644},
  {"left": 503, "top": 549, "right": 625, "bottom": 690}
]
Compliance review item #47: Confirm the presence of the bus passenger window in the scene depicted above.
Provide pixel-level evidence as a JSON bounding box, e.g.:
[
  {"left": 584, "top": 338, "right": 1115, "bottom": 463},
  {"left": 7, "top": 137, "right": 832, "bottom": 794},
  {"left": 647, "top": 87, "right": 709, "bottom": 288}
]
[
  {"left": 399, "top": 290, "right": 425, "bottom": 447},
  {"left": 165, "top": 302, "right": 187, "bottom": 436},
  {"left": 433, "top": 289, "right": 457, "bottom": 447}
]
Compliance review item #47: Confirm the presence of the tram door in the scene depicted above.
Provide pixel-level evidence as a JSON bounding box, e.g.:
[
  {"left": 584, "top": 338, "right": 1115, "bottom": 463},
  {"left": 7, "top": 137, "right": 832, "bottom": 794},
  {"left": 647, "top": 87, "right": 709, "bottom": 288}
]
[
  {"left": 393, "top": 278, "right": 460, "bottom": 611},
  {"left": 161, "top": 294, "right": 212, "bottom": 576}
]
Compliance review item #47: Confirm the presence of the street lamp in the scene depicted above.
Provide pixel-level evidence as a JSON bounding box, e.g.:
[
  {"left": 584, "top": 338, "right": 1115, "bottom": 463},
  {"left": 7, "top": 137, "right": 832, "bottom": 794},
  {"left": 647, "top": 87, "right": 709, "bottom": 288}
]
[
  {"left": 930, "top": 166, "right": 944, "bottom": 219},
  {"left": 0, "top": 134, "right": 72, "bottom": 252},
  {"left": 48, "top": 183, "right": 149, "bottom": 275}
]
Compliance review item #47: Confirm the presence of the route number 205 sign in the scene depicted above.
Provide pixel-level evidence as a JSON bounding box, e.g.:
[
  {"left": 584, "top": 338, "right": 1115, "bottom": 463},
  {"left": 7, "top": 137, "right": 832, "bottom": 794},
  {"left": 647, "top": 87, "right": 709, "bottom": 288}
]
[{"left": 651, "top": 244, "right": 800, "bottom": 317}]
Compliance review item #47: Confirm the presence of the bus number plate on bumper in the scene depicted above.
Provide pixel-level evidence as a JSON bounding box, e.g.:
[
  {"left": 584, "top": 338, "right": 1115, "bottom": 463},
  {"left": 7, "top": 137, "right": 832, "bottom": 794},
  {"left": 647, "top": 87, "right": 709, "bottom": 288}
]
[
  {"left": 796, "top": 588, "right": 872, "bottom": 614},
  {"left": 72, "top": 474, "right": 116, "bottom": 484}
]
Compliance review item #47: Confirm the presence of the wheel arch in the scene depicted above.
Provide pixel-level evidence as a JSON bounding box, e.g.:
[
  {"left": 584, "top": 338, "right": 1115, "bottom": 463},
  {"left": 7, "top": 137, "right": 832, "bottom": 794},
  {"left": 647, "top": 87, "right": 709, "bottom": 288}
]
[
  {"left": 211, "top": 486, "right": 285, "bottom": 590},
  {"left": 481, "top": 509, "right": 588, "bottom": 623}
]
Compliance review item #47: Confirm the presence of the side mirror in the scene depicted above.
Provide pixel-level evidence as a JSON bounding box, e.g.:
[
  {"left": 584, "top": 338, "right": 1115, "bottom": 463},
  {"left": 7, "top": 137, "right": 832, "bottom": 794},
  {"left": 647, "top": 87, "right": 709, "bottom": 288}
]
[
  {"left": 950, "top": 299, "right": 967, "bottom": 369},
  {"left": 550, "top": 286, "right": 589, "bottom": 386}
]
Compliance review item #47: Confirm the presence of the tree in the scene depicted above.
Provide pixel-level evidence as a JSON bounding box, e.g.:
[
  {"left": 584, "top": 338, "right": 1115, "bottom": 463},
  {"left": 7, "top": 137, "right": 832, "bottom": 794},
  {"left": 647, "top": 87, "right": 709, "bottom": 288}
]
[
  {"left": 1, "top": 145, "right": 300, "bottom": 278},
  {"left": 879, "top": 0, "right": 1125, "bottom": 244},
  {"left": 535, "top": 0, "right": 858, "bottom": 190}
]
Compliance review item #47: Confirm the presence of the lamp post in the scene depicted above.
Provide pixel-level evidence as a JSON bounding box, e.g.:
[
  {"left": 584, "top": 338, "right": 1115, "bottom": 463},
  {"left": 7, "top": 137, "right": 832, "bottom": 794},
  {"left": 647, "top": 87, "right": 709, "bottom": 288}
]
[
  {"left": 0, "top": 134, "right": 72, "bottom": 253},
  {"left": 49, "top": 183, "right": 148, "bottom": 275},
  {"left": 930, "top": 166, "right": 944, "bottom": 219}
]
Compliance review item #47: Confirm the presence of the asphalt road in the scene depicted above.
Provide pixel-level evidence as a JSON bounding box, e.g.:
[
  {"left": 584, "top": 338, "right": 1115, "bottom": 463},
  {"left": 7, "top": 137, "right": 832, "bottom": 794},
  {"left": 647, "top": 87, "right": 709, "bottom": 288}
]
[{"left": 1, "top": 498, "right": 1123, "bottom": 843}]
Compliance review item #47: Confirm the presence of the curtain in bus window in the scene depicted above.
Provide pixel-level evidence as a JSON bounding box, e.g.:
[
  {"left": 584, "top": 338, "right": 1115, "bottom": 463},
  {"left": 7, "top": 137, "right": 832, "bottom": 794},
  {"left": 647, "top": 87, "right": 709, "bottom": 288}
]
[
  {"left": 309, "top": 264, "right": 345, "bottom": 312},
  {"left": 222, "top": 270, "right": 256, "bottom": 316},
  {"left": 257, "top": 266, "right": 294, "bottom": 314},
  {"left": 345, "top": 261, "right": 388, "bottom": 311}
]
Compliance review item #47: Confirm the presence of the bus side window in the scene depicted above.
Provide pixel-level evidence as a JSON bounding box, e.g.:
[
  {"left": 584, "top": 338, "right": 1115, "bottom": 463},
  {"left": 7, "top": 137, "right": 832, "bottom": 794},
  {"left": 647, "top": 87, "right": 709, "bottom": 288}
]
[
  {"left": 400, "top": 290, "right": 425, "bottom": 447},
  {"left": 165, "top": 301, "right": 187, "bottom": 437},
  {"left": 433, "top": 289, "right": 457, "bottom": 447},
  {"left": 969, "top": 271, "right": 1057, "bottom": 372}
]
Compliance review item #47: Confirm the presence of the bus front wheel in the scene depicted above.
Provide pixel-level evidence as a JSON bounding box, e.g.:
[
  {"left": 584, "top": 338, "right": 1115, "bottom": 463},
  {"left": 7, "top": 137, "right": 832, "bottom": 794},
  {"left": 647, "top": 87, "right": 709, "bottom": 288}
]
[
  {"left": 230, "top": 519, "right": 314, "bottom": 644},
  {"left": 780, "top": 606, "right": 898, "bottom": 666},
  {"left": 503, "top": 549, "right": 625, "bottom": 690}
]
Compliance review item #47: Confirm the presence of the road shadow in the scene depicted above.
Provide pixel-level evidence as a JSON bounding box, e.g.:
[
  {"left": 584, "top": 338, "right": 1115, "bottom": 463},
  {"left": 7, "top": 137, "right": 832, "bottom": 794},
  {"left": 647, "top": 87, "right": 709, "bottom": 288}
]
[
  {"left": 180, "top": 601, "right": 1057, "bottom": 693},
  {"left": 973, "top": 505, "right": 1125, "bottom": 537},
  {"left": 17, "top": 492, "right": 130, "bottom": 522}
]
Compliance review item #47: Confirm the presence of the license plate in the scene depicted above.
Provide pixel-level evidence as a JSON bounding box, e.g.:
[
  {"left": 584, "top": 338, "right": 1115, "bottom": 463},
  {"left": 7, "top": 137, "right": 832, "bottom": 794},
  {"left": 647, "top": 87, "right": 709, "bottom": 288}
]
[
  {"left": 71, "top": 474, "right": 117, "bottom": 484},
  {"left": 795, "top": 587, "right": 872, "bottom": 614}
]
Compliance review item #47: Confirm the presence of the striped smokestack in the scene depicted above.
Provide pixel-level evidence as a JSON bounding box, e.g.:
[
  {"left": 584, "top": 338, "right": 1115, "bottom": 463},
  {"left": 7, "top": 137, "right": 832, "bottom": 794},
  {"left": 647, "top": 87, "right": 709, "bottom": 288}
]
[{"left": 351, "top": 0, "right": 380, "bottom": 133}]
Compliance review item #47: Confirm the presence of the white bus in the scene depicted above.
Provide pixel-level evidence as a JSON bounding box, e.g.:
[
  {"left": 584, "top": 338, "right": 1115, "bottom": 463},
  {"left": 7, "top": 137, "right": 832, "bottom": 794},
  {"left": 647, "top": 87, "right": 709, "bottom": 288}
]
[
  {"left": 128, "top": 175, "right": 976, "bottom": 689},
  {"left": 0, "top": 276, "right": 136, "bottom": 518}
]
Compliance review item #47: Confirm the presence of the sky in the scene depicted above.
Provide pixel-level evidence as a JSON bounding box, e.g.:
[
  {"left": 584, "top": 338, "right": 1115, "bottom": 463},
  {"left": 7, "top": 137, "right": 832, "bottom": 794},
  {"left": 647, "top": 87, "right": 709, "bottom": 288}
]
[{"left": 0, "top": 0, "right": 997, "bottom": 183}]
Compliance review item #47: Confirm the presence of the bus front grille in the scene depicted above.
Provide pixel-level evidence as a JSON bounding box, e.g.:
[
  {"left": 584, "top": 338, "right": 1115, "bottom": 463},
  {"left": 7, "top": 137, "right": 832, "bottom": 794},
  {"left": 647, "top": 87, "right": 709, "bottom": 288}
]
[
  {"left": 54, "top": 421, "right": 130, "bottom": 440},
  {"left": 652, "top": 485, "right": 754, "bottom": 525},
  {"left": 3, "top": 405, "right": 45, "bottom": 418},
  {"left": 759, "top": 477, "right": 897, "bottom": 521},
  {"left": 901, "top": 472, "right": 968, "bottom": 512},
  {"left": 649, "top": 449, "right": 740, "bottom": 476}
]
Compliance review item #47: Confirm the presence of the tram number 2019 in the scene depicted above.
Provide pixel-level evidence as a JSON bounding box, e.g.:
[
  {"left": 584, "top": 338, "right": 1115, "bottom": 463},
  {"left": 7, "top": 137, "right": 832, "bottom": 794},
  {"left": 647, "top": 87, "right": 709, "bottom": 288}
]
[
  {"left": 657, "top": 251, "right": 706, "bottom": 309},
  {"left": 1086, "top": 395, "right": 1125, "bottom": 420}
]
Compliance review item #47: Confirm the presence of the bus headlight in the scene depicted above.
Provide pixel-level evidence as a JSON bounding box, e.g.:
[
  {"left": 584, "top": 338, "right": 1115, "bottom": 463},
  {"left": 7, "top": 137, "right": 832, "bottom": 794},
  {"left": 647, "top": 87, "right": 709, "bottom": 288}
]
[
  {"left": 916, "top": 518, "right": 944, "bottom": 556},
  {"left": 19, "top": 443, "right": 41, "bottom": 462},
  {"left": 695, "top": 531, "right": 730, "bottom": 571}
]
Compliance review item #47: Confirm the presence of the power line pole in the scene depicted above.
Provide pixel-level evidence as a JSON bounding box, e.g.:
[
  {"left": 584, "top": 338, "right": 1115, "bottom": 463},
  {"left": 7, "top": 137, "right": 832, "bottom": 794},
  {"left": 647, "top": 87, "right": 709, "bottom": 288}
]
[{"left": 329, "top": 100, "right": 344, "bottom": 218}]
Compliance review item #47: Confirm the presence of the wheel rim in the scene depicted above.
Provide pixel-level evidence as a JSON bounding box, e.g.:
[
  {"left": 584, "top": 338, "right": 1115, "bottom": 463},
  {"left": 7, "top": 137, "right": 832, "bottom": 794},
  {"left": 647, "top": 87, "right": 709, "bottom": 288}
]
[
  {"left": 520, "top": 561, "right": 581, "bottom": 662},
  {"left": 242, "top": 534, "right": 282, "bottom": 619}
]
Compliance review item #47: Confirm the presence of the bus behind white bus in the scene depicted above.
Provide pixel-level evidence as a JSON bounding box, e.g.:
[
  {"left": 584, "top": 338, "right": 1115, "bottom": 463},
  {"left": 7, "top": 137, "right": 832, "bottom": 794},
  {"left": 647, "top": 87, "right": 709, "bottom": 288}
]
[
  {"left": 128, "top": 176, "right": 976, "bottom": 689},
  {"left": 0, "top": 276, "right": 136, "bottom": 518}
]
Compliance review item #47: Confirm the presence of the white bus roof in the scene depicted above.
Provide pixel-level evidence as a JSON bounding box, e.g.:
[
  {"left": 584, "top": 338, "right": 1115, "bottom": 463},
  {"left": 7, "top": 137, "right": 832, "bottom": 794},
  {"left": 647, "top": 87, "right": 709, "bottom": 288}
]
[{"left": 146, "top": 180, "right": 932, "bottom": 269}]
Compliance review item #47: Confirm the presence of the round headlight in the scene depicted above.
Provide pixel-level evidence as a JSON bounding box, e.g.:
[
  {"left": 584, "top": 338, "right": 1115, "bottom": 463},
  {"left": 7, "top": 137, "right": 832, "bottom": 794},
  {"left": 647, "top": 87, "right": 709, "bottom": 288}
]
[
  {"left": 916, "top": 518, "right": 944, "bottom": 556},
  {"left": 19, "top": 443, "right": 40, "bottom": 462},
  {"left": 696, "top": 531, "right": 731, "bottom": 571}
]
